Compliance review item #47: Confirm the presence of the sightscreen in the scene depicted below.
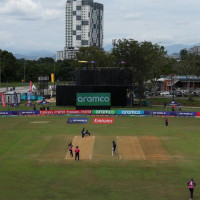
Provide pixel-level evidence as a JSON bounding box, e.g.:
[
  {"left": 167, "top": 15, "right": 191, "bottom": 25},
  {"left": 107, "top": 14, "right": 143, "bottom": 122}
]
[{"left": 56, "top": 86, "right": 128, "bottom": 107}]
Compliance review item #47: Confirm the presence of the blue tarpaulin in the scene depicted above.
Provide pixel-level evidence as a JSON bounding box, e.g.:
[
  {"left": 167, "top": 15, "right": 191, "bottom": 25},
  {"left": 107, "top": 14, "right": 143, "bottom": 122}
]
[{"left": 37, "top": 100, "right": 51, "bottom": 105}]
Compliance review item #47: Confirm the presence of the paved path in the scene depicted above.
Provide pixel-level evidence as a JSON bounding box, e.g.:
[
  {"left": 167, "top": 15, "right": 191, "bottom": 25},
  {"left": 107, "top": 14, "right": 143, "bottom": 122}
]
[{"left": 0, "top": 86, "right": 29, "bottom": 94}]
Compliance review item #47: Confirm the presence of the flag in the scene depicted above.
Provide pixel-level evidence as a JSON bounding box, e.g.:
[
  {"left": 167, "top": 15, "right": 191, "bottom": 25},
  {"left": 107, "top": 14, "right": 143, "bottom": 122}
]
[
  {"left": 14, "top": 92, "right": 18, "bottom": 105},
  {"left": 30, "top": 81, "right": 32, "bottom": 93},
  {"left": 27, "top": 91, "right": 31, "bottom": 104},
  {"left": 51, "top": 73, "right": 54, "bottom": 83},
  {"left": 1, "top": 92, "right": 6, "bottom": 107}
]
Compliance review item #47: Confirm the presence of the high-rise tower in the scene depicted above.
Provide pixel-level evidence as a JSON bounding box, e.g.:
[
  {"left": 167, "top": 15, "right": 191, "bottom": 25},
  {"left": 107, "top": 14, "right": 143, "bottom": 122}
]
[{"left": 57, "top": 0, "right": 103, "bottom": 60}]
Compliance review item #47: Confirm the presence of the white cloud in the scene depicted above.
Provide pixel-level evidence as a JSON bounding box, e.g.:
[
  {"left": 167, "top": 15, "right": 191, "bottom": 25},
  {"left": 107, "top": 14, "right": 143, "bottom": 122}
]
[
  {"left": 1, "top": 0, "right": 200, "bottom": 52},
  {"left": 123, "top": 13, "right": 143, "bottom": 21},
  {"left": 0, "top": 31, "right": 14, "bottom": 47},
  {"left": 0, "top": 0, "right": 62, "bottom": 21},
  {"left": 0, "top": 0, "right": 40, "bottom": 19}
]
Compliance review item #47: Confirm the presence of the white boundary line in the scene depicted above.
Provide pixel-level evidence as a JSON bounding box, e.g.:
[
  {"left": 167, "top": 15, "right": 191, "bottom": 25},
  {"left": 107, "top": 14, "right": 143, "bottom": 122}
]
[{"left": 116, "top": 136, "right": 119, "bottom": 157}]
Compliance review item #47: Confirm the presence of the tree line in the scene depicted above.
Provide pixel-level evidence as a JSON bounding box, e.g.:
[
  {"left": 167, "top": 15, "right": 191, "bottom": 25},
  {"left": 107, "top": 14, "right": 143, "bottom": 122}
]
[
  {"left": 1, "top": 39, "right": 200, "bottom": 101},
  {"left": 0, "top": 50, "right": 76, "bottom": 83}
]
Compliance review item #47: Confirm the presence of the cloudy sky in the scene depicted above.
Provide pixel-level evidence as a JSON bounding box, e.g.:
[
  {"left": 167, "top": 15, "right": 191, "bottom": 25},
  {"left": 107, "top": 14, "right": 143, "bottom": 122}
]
[{"left": 0, "top": 0, "right": 200, "bottom": 53}]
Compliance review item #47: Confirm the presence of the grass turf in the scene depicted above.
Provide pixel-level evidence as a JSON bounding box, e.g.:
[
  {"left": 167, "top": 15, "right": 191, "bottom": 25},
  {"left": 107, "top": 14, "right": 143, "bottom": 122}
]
[{"left": 0, "top": 115, "right": 200, "bottom": 199}]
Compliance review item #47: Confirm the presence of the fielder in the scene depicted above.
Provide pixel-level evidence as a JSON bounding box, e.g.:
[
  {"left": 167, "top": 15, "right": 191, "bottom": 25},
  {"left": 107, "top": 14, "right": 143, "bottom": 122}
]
[{"left": 187, "top": 178, "right": 196, "bottom": 200}]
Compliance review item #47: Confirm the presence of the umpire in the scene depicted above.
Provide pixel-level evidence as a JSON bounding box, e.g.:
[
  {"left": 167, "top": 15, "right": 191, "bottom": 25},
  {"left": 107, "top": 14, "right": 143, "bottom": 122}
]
[{"left": 75, "top": 146, "right": 80, "bottom": 161}]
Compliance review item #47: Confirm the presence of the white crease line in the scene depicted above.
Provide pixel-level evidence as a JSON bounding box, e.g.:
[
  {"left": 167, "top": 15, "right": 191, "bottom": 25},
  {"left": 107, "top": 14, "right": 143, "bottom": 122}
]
[
  {"left": 90, "top": 136, "right": 95, "bottom": 160},
  {"left": 137, "top": 136, "right": 146, "bottom": 160},
  {"left": 116, "top": 136, "right": 119, "bottom": 156}
]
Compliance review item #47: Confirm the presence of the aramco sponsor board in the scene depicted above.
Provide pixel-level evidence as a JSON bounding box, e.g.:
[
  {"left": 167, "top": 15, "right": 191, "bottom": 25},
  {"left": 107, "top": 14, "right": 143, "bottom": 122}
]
[
  {"left": 76, "top": 93, "right": 111, "bottom": 106},
  {"left": 92, "top": 110, "right": 144, "bottom": 115},
  {"left": 92, "top": 110, "right": 118, "bottom": 115},
  {"left": 118, "top": 110, "right": 145, "bottom": 115}
]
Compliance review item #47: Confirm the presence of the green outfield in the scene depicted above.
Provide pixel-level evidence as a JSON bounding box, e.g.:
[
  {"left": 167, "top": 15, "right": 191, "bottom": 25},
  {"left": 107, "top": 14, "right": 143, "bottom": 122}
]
[{"left": 0, "top": 115, "right": 200, "bottom": 199}]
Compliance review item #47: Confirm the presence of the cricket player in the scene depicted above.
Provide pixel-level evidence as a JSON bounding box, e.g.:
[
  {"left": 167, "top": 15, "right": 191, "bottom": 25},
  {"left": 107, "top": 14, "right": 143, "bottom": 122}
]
[
  {"left": 75, "top": 146, "right": 80, "bottom": 160},
  {"left": 112, "top": 140, "right": 117, "bottom": 155},
  {"left": 81, "top": 128, "right": 85, "bottom": 138},
  {"left": 85, "top": 130, "right": 91, "bottom": 136},
  {"left": 164, "top": 117, "right": 168, "bottom": 126},
  {"left": 187, "top": 178, "right": 196, "bottom": 200},
  {"left": 68, "top": 142, "right": 73, "bottom": 157}
]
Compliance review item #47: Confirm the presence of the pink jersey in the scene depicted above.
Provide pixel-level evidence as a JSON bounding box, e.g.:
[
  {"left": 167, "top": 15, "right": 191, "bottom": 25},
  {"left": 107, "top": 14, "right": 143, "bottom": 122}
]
[
  {"left": 189, "top": 181, "right": 195, "bottom": 189},
  {"left": 75, "top": 148, "right": 80, "bottom": 153},
  {"left": 69, "top": 145, "right": 73, "bottom": 151}
]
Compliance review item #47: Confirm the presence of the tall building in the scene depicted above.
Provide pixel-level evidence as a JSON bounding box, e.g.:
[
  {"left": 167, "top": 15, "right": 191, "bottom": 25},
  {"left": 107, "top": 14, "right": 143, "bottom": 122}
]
[
  {"left": 56, "top": 0, "right": 103, "bottom": 60},
  {"left": 190, "top": 46, "right": 200, "bottom": 55}
]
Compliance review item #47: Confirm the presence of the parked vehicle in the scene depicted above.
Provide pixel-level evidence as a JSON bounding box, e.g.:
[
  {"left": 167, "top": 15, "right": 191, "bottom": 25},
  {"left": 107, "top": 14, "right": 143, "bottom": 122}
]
[
  {"left": 183, "top": 91, "right": 189, "bottom": 97},
  {"left": 176, "top": 91, "right": 183, "bottom": 97},
  {"left": 192, "top": 91, "right": 200, "bottom": 96},
  {"left": 160, "top": 91, "right": 170, "bottom": 96}
]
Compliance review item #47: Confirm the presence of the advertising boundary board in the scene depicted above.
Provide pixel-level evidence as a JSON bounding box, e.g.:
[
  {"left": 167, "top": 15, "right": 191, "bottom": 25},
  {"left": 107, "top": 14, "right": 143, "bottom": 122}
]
[
  {"left": 0, "top": 111, "right": 39, "bottom": 116},
  {"left": 13, "top": 111, "right": 40, "bottom": 115},
  {"left": 39, "top": 110, "right": 92, "bottom": 115},
  {"left": 0, "top": 111, "right": 13, "bottom": 115},
  {"left": 93, "top": 118, "right": 114, "bottom": 124},
  {"left": 170, "top": 111, "right": 197, "bottom": 117},
  {"left": 144, "top": 111, "right": 171, "bottom": 116},
  {"left": 118, "top": 110, "right": 144, "bottom": 115},
  {"left": 67, "top": 118, "right": 88, "bottom": 124},
  {"left": 144, "top": 111, "right": 197, "bottom": 117},
  {"left": 0, "top": 109, "right": 199, "bottom": 118},
  {"left": 92, "top": 110, "right": 118, "bottom": 115}
]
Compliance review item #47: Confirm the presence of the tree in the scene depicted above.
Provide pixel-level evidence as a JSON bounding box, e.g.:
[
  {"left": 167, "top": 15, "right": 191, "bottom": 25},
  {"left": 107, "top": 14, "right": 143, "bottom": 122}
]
[
  {"left": 161, "top": 57, "right": 177, "bottom": 76},
  {"left": 194, "top": 55, "right": 200, "bottom": 76},
  {"left": 76, "top": 46, "right": 109, "bottom": 68},
  {"left": 174, "top": 49, "right": 197, "bottom": 90},
  {"left": 55, "top": 60, "right": 75, "bottom": 82},
  {"left": 173, "top": 49, "right": 200, "bottom": 100},
  {"left": 112, "top": 39, "right": 167, "bottom": 105},
  {"left": 0, "top": 49, "right": 19, "bottom": 82},
  {"left": 37, "top": 57, "right": 55, "bottom": 64}
]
